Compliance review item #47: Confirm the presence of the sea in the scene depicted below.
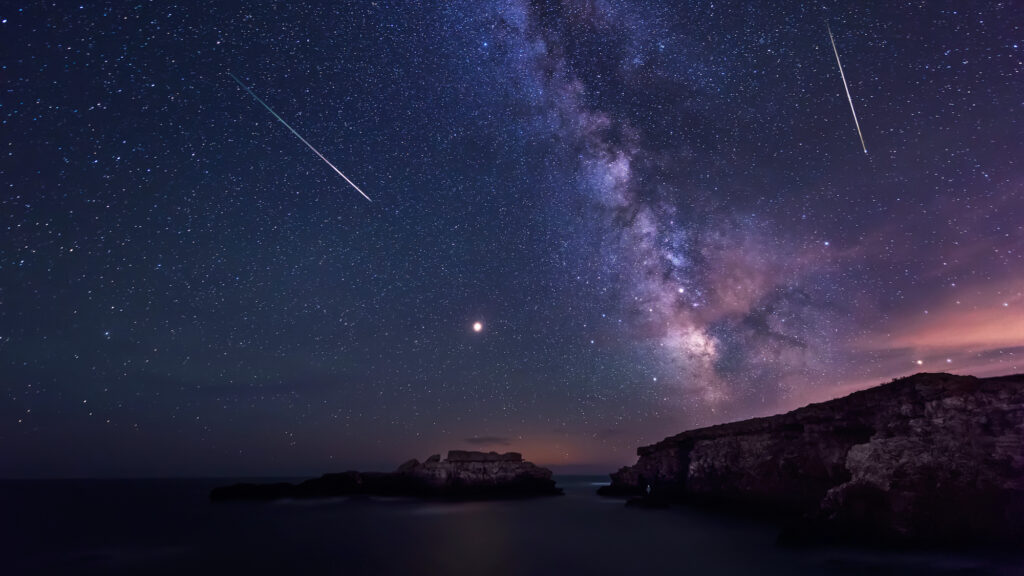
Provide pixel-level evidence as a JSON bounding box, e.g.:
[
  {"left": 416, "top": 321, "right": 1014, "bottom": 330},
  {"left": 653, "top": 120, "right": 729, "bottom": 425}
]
[{"left": 1, "top": 476, "right": 1020, "bottom": 575}]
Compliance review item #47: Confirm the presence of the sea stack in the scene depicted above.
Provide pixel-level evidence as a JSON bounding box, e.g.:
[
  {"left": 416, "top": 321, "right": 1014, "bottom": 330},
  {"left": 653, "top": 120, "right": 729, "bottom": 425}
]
[
  {"left": 211, "top": 450, "right": 562, "bottom": 501},
  {"left": 600, "top": 373, "right": 1024, "bottom": 547}
]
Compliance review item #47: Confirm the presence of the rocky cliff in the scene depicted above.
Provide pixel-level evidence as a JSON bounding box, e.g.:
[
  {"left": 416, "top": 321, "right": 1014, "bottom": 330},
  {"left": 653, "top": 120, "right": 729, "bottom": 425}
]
[
  {"left": 599, "top": 373, "right": 1024, "bottom": 547},
  {"left": 211, "top": 451, "right": 562, "bottom": 501}
]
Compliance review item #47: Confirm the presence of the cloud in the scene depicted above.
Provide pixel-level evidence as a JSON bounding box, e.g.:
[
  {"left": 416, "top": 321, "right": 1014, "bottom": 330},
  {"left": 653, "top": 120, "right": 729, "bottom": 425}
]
[
  {"left": 463, "top": 436, "right": 512, "bottom": 446},
  {"left": 855, "top": 279, "right": 1024, "bottom": 353},
  {"left": 868, "top": 307, "right": 1024, "bottom": 352}
]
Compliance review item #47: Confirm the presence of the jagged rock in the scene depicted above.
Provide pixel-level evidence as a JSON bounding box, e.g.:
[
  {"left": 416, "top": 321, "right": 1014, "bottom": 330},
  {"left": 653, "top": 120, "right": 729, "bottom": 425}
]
[
  {"left": 396, "top": 459, "right": 420, "bottom": 473},
  {"left": 446, "top": 450, "right": 522, "bottom": 462},
  {"left": 398, "top": 451, "right": 555, "bottom": 497},
  {"left": 211, "top": 450, "right": 561, "bottom": 501},
  {"left": 596, "top": 467, "right": 643, "bottom": 498},
  {"left": 600, "top": 373, "right": 1024, "bottom": 547}
]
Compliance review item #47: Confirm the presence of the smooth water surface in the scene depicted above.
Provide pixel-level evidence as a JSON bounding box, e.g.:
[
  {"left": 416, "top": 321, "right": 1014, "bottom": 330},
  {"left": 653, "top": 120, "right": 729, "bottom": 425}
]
[{"left": 1, "top": 477, "right": 1020, "bottom": 575}]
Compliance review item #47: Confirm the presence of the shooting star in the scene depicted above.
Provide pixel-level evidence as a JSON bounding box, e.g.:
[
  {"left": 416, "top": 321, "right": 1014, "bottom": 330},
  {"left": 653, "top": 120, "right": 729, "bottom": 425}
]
[
  {"left": 228, "top": 72, "right": 372, "bottom": 202},
  {"left": 827, "top": 24, "right": 867, "bottom": 154}
]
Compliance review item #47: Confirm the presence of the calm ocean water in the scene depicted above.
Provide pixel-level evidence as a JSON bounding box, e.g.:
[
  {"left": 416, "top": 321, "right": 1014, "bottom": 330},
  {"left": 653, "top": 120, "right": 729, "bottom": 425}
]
[{"left": 1, "top": 477, "right": 1020, "bottom": 575}]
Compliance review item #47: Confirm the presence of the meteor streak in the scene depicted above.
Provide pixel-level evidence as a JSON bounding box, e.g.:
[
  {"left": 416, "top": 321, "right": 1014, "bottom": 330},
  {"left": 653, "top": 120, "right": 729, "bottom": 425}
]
[
  {"left": 827, "top": 24, "right": 867, "bottom": 154},
  {"left": 228, "top": 72, "right": 372, "bottom": 202}
]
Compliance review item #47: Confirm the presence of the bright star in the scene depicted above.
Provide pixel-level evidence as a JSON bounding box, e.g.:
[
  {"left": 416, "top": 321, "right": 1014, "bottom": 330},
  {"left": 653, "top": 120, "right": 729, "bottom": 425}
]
[{"left": 472, "top": 321, "right": 483, "bottom": 333}]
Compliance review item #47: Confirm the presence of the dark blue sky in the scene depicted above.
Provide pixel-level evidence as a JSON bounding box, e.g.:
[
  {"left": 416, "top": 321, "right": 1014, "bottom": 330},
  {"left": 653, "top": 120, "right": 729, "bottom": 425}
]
[{"left": 2, "top": 1, "right": 1021, "bottom": 477}]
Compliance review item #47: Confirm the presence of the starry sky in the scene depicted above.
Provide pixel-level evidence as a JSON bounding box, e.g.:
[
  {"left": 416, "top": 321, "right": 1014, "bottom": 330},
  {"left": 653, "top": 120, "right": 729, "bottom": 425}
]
[{"left": 2, "top": 1, "right": 1022, "bottom": 477}]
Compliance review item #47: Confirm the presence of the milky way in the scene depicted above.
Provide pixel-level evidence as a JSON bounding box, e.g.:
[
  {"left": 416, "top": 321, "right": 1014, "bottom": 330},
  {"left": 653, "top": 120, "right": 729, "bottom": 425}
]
[
  {"left": 495, "top": 2, "right": 847, "bottom": 409},
  {"left": 1, "top": 1, "right": 1021, "bottom": 476}
]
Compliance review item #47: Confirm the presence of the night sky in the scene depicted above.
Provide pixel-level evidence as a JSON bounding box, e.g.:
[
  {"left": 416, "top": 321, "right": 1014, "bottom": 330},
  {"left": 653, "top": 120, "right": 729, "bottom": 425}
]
[{"left": 2, "top": 2, "right": 1021, "bottom": 477}]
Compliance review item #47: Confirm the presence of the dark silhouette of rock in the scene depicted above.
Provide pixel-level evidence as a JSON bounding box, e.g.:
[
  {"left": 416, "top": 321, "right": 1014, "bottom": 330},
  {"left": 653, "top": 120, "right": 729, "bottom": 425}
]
[
  {"left": 211, "top": 451, "right": 562, "bottom": 502},
  {"left": 396, "top": 459, "right": 420, "bottom": 473},
  {"left": 599, "top": 373, "right": 1024, "bottom": 548},
  {"left": 446, "top": 450, "right": 522, "bottom": 462}
]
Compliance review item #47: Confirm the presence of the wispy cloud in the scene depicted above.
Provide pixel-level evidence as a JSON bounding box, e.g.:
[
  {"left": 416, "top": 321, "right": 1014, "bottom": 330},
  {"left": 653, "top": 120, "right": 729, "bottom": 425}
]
[
  {"left": 463, "top": 436, "right": 512, "bottom": 446},
  {"left": 855, "top": 279, "right": 1023, "bottom": 353}
]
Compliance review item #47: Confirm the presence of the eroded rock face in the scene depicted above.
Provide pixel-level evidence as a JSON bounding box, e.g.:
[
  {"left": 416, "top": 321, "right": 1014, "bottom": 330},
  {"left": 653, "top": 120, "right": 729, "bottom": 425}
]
[
  {"left": 600, "top": 373, "right": 1024, "bottom": 547},
  {"left": 387, "top": 451, "right": 559, "bottom": 499},
  {"left": 446, "top": 450, "right": 522, "bottom": 462},
  {"left": 211, "top": 450, "right": 561, "bottom": 501}
]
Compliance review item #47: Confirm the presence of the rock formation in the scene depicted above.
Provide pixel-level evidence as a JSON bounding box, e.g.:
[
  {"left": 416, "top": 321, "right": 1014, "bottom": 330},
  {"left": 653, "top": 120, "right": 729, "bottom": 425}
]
[
  {"left": 211, "top": 450, "right": 562, "bottom": 501},
  {"left": 599, "top": 373, "right": 1024, "bottom": 547}
]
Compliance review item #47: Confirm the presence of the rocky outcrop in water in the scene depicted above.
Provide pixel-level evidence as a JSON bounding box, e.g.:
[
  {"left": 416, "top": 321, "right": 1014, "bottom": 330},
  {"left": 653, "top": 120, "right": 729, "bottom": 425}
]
[
  {"left": 211, "top": 451, "right": 562, "bottom": 501},
  {"left": 599, "top": 373, "right": 1024, "bottom": 547}
]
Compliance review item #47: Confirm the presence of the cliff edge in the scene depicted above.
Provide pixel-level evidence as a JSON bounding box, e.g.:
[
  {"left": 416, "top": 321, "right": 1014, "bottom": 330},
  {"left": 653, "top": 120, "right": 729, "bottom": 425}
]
[{"left": 599, "top": 373, "right": 1024, "bottom": 547}]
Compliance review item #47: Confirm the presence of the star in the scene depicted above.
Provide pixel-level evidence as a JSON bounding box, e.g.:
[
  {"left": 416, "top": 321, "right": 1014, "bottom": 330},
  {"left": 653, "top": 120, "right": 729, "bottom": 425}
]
[{"left": 1, "top": 0, "right": 1019, "bottom": 479}]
